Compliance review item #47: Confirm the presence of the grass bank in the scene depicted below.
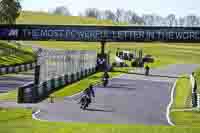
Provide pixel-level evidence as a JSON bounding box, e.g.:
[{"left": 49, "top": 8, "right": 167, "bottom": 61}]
[
  {"left": 53, "top": 71, "right": 122, "bottom": 98},
  {"left": 0, "top": 41, "right": 35, "bottom": 67}
]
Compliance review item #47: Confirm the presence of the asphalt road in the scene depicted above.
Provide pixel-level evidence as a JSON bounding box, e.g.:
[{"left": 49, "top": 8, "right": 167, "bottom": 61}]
[
  {"left": 36, "top": 76, "right": 173, "bottom": 125},
  {"left": 1, "top": 64, "right": 199, "bottom": 125},
  {"left": 133, "top": 64, "right": 200, "bottom": 77},
  {"left": 0, "top": 71, "right": 34, "bottom": 93}
]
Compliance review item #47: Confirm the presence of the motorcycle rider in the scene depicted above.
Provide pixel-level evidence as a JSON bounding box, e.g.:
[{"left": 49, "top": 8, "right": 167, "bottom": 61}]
[
  {"left": 102, "top": 71, "right": 110, "bottom": 87},
  {"left": 104, "top": 71, "right": 110, "bottom": 79},
  {"left": 80, "top": 84, "right": 95, "bottom": 109},
  {"left": 145, "top": 65, "right": 150, "bottom": 76},
  {"left": 80, "top": 94, "right": 88, "bottom": 109}
]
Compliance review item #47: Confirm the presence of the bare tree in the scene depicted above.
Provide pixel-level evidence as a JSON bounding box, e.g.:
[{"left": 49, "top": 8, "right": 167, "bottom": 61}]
[
  {"left": 142, "top": 14, "right": 155, "bottom": 26},
  {"left": 53, "top": 6, "right": 71, "bottom": 16},
  {"left": 130, "top": 12, "right": 144, "bottom": 25},
  {"left": 166, "top": 14, "right": 177, "bottom": 26},
  {"left": 84, "top": 8, "right": 101, "bottom": 19},
  {"left": 185, "top": 15, "right": 199, "bottom": 26},
  {"left": 123, "top": 10, "right": 134, "bottom": 23},
  {"left": 115, "top": 8, "right": 125, "bottom": 22},
  {"left": 103, "top": 10, "right": 116, "bottom": 21},
  {"left": 178, "top": 17, "right": 185, "bottom": 26}
]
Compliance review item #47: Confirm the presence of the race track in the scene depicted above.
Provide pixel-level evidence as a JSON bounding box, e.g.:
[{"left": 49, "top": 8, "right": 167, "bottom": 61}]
[
  {"left": 0, "top": 71, "right": 34, "bottom": 93},
  {"left": 36, "top": 75, "right": 174, "bottom": 125},
  {"left": 1, "top": 64, "right": 199, "bottom": 125}
]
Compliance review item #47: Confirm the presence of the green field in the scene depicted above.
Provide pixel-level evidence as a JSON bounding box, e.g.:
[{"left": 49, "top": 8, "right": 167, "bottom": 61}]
[
  {"left": 0, "top": 41, "right": 35, "bottom": 67},
  {"left": 25, "top": 41, "right": 200, "bottom": 68},
  {"left": 17, "top": 11, "right": 116, "bottom": 25}
]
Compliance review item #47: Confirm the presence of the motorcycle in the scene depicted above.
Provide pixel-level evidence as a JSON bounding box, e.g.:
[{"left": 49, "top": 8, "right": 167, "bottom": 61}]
[
  {"left": 102, "top": 78, "right": 108, "bottom": 87},
  {"left": 80, "top": 95, "right": 91, "bottom": 110}
]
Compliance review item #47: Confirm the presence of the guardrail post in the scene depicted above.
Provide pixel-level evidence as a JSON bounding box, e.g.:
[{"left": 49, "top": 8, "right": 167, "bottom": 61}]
[{"left": 192, "top": 92, "right": 198, "bottom": 107}]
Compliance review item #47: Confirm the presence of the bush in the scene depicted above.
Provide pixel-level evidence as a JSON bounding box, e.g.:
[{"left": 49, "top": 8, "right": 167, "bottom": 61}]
[
  {"left": 112, "top": 62, "right": 117, "bottom": 67},
  {"left": 131, "top": 61, "right": 137, "bottom": 67}
]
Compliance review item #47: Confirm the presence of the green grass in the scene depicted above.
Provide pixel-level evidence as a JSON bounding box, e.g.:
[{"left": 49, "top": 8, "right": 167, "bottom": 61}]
[
  {"left": 2, "top": 108, "right": 200, "bottom": 133},
  {"left": 170, "top": 72, "right": 200, "bottom": 126},
  {"left": 194, "top": 68, "right": 200, "bottom": 94},
  {"left": 17, "top": 11, "right": 116, "bottom": 25},
  {"left": 0, "top": 40, "right": 35, "bottom": 67},
  {"left": 0, "top": 90, "right": 17, "bottom": 102},
  {"left": 53, "top": 72, "right": 122, "bottom": 98},
  {"left": 171, "top": 75, "right": 192, "bottom": 109},
  {"left": 171, "top": 111, "right": 200, "bottom": 127}
]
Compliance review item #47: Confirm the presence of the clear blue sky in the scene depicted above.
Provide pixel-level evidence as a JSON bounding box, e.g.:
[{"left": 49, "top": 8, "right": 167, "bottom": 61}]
[{"left": 21, "top": 0, "right": 199, "bottom": 17}]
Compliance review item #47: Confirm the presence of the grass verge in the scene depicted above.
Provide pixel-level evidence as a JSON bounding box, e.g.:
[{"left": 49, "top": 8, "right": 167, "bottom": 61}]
[
  {"left": 170, "top": 72, "right": 200, "bottom": 127},
  {"left": 171, "top": 75, "right": 192, "bottom": 109},
  {"left": 0, "top": 40, "right": 35, "bottom": 67},
  {"left": 53, "top": 71, "right": 122, "bottom": 98},
  {"left": 2, "top": 108, "right": 200, "bottom": 133},
  {"left": 0, "top": 90, "right": 17, "bottom": 102}
]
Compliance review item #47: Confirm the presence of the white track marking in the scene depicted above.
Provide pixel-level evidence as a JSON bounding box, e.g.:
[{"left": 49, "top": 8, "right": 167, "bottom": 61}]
[
  {"left": 166, "top": 80, "right": 177, "bottom": 126},
  {"left": 32, "top": 110, "right": 48, "bottom": 122}
]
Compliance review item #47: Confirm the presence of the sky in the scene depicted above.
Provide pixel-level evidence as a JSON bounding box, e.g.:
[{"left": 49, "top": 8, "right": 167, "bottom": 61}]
[{"left": 21, "top": 0, "right": 200, "bottom": 17}]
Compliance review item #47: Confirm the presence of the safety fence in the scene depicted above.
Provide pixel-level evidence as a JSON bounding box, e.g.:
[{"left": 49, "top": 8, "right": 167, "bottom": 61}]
[
  {"left": 0, "top": 62, "right": 36, "bottom": 75},
  {"left": 18, "top": 48, "right": 97, "bottom": 103},
  {"left": 190, "top": 74, "right": 199, "bottom": 108}
]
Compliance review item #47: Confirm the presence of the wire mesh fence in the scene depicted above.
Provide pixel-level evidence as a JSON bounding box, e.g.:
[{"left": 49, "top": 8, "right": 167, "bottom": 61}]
[
  {"left": 18, "top": 48, "right": 97, "bottom": 103},
  {"left": 36, "top": 48, "right": 97, "bottom": 84}
]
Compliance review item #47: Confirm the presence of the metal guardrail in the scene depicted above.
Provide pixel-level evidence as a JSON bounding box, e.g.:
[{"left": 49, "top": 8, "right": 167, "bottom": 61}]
[{"left": 18, "top": 67, "right": 97, "bottom": 103}]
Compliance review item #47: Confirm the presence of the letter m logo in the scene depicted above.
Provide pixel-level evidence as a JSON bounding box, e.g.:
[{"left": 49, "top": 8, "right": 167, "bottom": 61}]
[{"left": 8, "top": 29, "right": 18, "bottom": 37}]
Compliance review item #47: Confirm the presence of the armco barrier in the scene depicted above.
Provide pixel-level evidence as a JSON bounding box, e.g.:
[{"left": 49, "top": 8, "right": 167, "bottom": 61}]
[
  {"left": 197, "top": 94, "right": 200, "bottom": 108},
  {"left": 191, "top": 74, "right": 198, "bottom": 108},
  {"left": 18, "top": 67, "right": 97, "bottom": 103},
  {"left": 192, "top": 92, "right": 198, "bottom": 107},
  {"left": 0, "top": 62, "right": 36, "bottom": 75}
]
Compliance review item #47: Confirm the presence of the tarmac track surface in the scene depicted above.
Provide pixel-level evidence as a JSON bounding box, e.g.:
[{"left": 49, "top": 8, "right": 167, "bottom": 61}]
[
  {"left": 35, "top": 64, "right": 200, "bottom": 125},
  {"left": 0, "top": 71, "right": 34, "bottom": 93},
  {"left": 36, "top": 76, "right": 174, "bottom": 125}
]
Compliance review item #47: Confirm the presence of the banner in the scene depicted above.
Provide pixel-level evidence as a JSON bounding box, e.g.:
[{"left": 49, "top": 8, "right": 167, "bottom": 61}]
[{"left": 1, "top": 25, "right": 200, "bottom": 42}]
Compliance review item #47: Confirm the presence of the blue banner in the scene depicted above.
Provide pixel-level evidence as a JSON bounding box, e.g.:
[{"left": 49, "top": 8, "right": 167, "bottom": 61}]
[{"left": 1, "top": 25, "right": 200, "bottom": 42}]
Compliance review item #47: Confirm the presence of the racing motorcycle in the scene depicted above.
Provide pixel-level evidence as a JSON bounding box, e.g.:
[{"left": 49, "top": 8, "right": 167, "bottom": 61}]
[
  {"left": 80, "top": 95, "right": 91, "bottom": 110},
  {"left": 102, "top": 77, "right": 108, "bottom": 87}
]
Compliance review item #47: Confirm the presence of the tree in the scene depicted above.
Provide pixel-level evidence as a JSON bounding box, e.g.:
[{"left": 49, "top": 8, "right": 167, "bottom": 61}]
[
  {"left": 115, "top": 8, "right": 124, "bottom": 22},
  {"left": 129, "top": 12, "right": 144, "bottom": 25},
  {"left": 53, "top": 6, "right": 71, "bottom": 16},
  {"left": 84, "top": 8, "right": 101, "bottom": 19},
  {"left": 0, "top": 0, "right": 22, "bottom": 24},
  {"left": 103, "top": 10, "right": 115, "bottom": 21},
  {"left": 178, "top": 17, "right": 185, "bottom": 26},
  {"left": 142, "top": 14, "right": 154, "bottom": 26},
  {"left": 123, "top": 10, "right": 134, "bottom": 23},
  {"left": 185, "top": 15, "right": 199, "bottom": 26},
  {"left": 166, "top": 14, "right": 177, "bottom": 26}
]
